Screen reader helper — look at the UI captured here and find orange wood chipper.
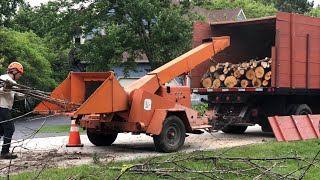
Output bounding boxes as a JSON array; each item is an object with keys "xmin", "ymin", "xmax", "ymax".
[{"xmin": 33, "ymin": 36, "xmax": 230, "ymax": 152}]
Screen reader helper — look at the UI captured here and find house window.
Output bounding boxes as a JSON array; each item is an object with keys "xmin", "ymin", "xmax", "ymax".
[{"xmin": 74, "ymin": 37, "xmax": 81, "ymax": 45}]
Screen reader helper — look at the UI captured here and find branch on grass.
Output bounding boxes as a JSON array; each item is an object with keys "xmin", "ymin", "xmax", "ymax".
[{"xmin": 110, "ymin": 153, "xmax": 320, "ymax": 179}]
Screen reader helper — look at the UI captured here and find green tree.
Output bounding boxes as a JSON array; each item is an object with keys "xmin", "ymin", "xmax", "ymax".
[
  {"xmin": 235, "ymin": 0, "xmax": 277, "ymax": 18},
  {"xmin": 105, "ymin": 0, "xmax": 200, "ymax": 70},
  {"xmin": 0, "ymin": 0, "xmax": 25, "ymax": 27},
  {"xmin": 0, "ymin": 28, "xmax": 56, "ymax": 90},
  {"xmin": 13, "ymin": 0, "xmax": 203, "ymax": 72},
  {"xmin": 306, "ymin": 6, "xmax": 320, "ymax": 17},
  {"xmin": 274, "ymin": 0, "xmax": 314, "ymax": 14},
  {"xmin": 11, "ymin": 1, "xmax": 77, "ymax": 45},
  {"xmin": 194, "ymin": 0, "xmax": 277, "ymax": 18},
  {"xmin": 79, "ymin": 0, "xmax": 203, "ymax": 71},
  {"xmin": 254, "ymin": 0, "xmax": 276, "ymax": 6}
]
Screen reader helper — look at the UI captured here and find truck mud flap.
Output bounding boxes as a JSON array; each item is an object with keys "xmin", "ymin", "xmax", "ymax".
[{"xmin": 268, "ymin": 115, "xmax": 320, "ymax": 142}]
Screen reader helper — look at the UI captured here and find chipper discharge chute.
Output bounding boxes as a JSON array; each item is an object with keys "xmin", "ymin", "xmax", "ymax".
[{"xmin": 33, "ymin": 36, "xmax": 230, "ymax": 152}]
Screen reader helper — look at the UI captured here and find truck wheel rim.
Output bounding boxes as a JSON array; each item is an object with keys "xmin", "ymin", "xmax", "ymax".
[
  {"xmin": 166, "ymin": 125, "xmax": 180, "ymax": 146},
  {"xmin": 299, "ymin": 110, "xmax": 309, "ymax": 115}
]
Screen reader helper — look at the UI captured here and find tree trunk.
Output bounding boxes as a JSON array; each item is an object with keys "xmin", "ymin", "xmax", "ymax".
[
  {"xmin": 264, "ymin": 71, "xmax": 271, "ymax": 80},
  {"xmin": 255, "ymin": 66, "xmax": 265, "ymax": 79},
  {"xmin": 262, "ymin": 80, "xmax": 269, "ymax": 87},
  {"xmin": 201, "ymin": 77, "xmax": 212, "ymax": 88},
  {"xmin": 201, "ymin": 58, "xmax": 272, "ymax": 88},
  {"xmin": 219, "ymin": 74, "xmax": 226, "ymax": 81},
  {"xmin": 245, "ymin": 69, "xmax": 256, "ymax": 80},
  {"xmin": 212, "ymin": 79, "xmax": 221, "ymax": 88},
  {"xmin": 252, "ymin": 78, "xmax": 262, "ymax": 87},
  {"xmin": 241, "ymin": 79, "xmax": 250, "ymax": 88},
  {"xmin": 224, "ymin": 76, "xmax": 237, "ymax": 88},
  {"xmin": 209, "ymin": 65, "xmax": 216, "ymax": 73}
]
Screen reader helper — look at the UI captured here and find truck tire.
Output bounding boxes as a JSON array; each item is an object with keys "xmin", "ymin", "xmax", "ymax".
[
  {"xmin": 87, "ymin": 130, "xmax": 118, "ymax": 146},
  {"xmin": 221, "ymin": 125, "xmax": 247, "ymax": 134},
  {"xmin": 261, "ymin": 119, "xmax": 273, "ymax": 132},
  {"xmin": 288, "ymin": 104, "xmax": 312, "ymax": 115},
  {"xmin": 153, "ymin": 115, "xmax": 186, "ymax": 153}
]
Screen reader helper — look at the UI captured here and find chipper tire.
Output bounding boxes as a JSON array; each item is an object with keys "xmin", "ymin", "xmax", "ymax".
[
  {"xmin": 221, "ymin": 125, "xmax": 247, "ymax": 134},
  {"xmin": 153, "ymin": 115, "xmax": 186, "ymax": 153},
  {"xmin": 87, "ymin": 130, "xmax": 118, "ymax": 146}
]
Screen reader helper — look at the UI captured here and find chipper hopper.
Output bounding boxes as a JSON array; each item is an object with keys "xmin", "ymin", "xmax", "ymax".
[{"xmin": 33, "ymin": 36, "xmax": 230, "ymax": 152}]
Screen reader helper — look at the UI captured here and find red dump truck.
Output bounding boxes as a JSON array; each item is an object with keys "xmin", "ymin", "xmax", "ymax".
[{"xmin": 191, "ymin": 12, "xmax": 320, "ymax": 133}]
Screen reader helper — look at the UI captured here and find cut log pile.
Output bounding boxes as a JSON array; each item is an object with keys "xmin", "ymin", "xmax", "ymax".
[{"xmin": 201, "ymin": 58, "xmax": 272, "ymax": 88}]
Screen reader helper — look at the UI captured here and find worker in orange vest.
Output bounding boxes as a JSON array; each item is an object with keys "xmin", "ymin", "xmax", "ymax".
[{"xmin": 0, "ymin": 62, "xmax": 25, "ymax": 159}]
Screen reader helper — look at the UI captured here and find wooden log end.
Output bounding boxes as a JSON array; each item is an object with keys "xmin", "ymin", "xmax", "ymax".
[
  {"xmin": 262, "ymin": 80, "xmax": 269, "ymax": 87},
  {"xmin": 246, "ymin": 69, "xmax": 256, "ymax": 80},
  {"xmin": 212, "ymin": 79, "xmax": 221, "ymax": 88},
  {"xmin": 241, "ymin": 79, "xmax": 249, "ymax": 88},
  {"xmin": 224, "ymin": 76, "xmax": 237, "ymax": 88},
  {"xmin": 201, "ymin": 77, "xmax": 212, "ymax": 88},
  {"xmin": 252, "ymin": 78, "xmax": 262, "ymax": 88},
  {"xmin": 255, "ymin": 66, "xmax": 265, "ymax": 79}
]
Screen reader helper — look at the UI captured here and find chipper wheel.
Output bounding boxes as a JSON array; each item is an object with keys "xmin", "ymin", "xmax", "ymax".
[
  {"xmin": 221, "ymin": 125, "xmax": 247, "ymax": 134},
  {"xmin": 87, "ymin": 130, "xmax": 118, "ymax": 146},
  {"xmin": 153, "ymin": 115, "xmax": 186, "ymax": 153}
]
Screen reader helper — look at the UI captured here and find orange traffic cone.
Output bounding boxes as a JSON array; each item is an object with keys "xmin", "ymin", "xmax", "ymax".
[{"xmin": 66, "ymin": 120, "xmax": 84, "ymax": 147}]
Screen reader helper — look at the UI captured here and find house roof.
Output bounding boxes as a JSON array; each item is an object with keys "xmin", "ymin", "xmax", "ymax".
[
  {"xmin": 192, "ymin": 7, "xmax": 245, "ymax": 22},
  {"xmin": 122, "ymin": 51, "xmax": 149, "ymax": 63},
  {"xmin": 209, "ymin": 16, "xmax": 275, "ymax": 26}
]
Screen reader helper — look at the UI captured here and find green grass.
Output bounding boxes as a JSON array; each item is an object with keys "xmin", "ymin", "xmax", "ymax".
[
  {"xmin": 37, "ymin": 125, "xmax": 85, "ymax": 133},
  {"xmin": 10, "ymin": 139, "xmax": 320, "ymax": 179}
]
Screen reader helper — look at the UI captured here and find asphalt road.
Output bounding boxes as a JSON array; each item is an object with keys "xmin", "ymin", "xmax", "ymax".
[
  {"xmin": 12, "ymin": 115, "xmax": 273, "ymax": 141},
  {"xmin": 13, "ymin": 115, "xmax": 71, "ymax": 139},
  {"xmin": 8, "ymin": 125, "xmax": 275, "ymax": 161}
]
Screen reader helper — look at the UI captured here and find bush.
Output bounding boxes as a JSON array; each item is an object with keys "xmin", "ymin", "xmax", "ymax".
[{"xmin": 192, "ymin": 102, "xmax": 208, "ymax": 115}]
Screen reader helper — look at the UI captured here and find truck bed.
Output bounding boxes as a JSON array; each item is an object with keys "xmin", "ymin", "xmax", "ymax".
[
  {"xmin": 192, "ymin": 87, "xmax": 320, "ymax": 95},
  {"xmin": 191, "ymin": 12, "xmax": 320, "ymax": 90}
]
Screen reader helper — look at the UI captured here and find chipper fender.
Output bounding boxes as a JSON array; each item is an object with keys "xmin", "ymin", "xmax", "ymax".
[
  {"xmin": 146, "ymin": 109, "xmax": 192, "ymax": 135},
  {"xmin": 128, "ymin": 89, "xmax": 207, "ymax": 134}
]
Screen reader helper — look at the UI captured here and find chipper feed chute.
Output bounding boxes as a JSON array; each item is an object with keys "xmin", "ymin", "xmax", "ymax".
[{"xmin": 33, "ymin": 72, "xmax": 128, "ymax": 115}]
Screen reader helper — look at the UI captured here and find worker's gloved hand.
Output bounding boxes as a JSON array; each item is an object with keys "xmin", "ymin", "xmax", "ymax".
[
  {"xmin": 4, "ymin": 84, "xmax": 13, "ymax": 91},
  {"xmin": 3, "ymin": 80, "xmax": 15, "ymax": 91}
]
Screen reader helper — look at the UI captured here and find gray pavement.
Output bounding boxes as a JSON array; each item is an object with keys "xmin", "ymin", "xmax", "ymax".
[
  {"xmin": 5, "ymin": 125, "xmax": 275, "ymax": 161},
  {"xmin": 13, "ymin": 115, "xmax": 72, "ymax": 139}
]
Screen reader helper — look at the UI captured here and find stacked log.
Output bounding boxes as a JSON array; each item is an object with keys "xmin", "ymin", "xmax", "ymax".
[{"xmin": 201, "ymin": 58, "xmax": 272, "ymax": 88}]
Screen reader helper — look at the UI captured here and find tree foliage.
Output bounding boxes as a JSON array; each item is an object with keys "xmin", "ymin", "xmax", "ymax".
[
  {"xmin": 274, "ymin": 0, "xmax": 314, "ymax": 14},
  {"xmin": 306, "ymin": 6, "xmax": 320, "ymax": 17},
  {"xmin": 0, "ymin": 28, "xmax": 56, "ymax": 90},
  {"xmin": 193, "ymin": 0, "xmax": 277, "ymax": 18},
  {"xmin": 11, "ymin": 0, "xmax": 202, "ymax": 72},
  {"xmin": 8, "ymin": 0, "xmax": 317, "ymax": 83},
  {"xmin": 0, "ymin": 0, "xmax": 25, "ymax": 27},
  {"xmin": 11, "ymin": 1, "xmax": 81, "ymax": 47}
]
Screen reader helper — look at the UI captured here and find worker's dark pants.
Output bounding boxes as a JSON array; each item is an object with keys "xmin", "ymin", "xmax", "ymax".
[{"xmin": 0, "ymin": 108, "xmax": 14, "ymax": 154}]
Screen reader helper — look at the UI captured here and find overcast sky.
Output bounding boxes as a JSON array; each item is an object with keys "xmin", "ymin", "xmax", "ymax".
[
  {"xmin": 26, "ymin": 0, "xmax": 50, "ymax": 7},
  {"xmin": 26, "ymin": 0, "xmax": 320, "ymax": 7},
  {"xmin": 311, "ymin": 0, "xmax": 320, "ymax": 6}
]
